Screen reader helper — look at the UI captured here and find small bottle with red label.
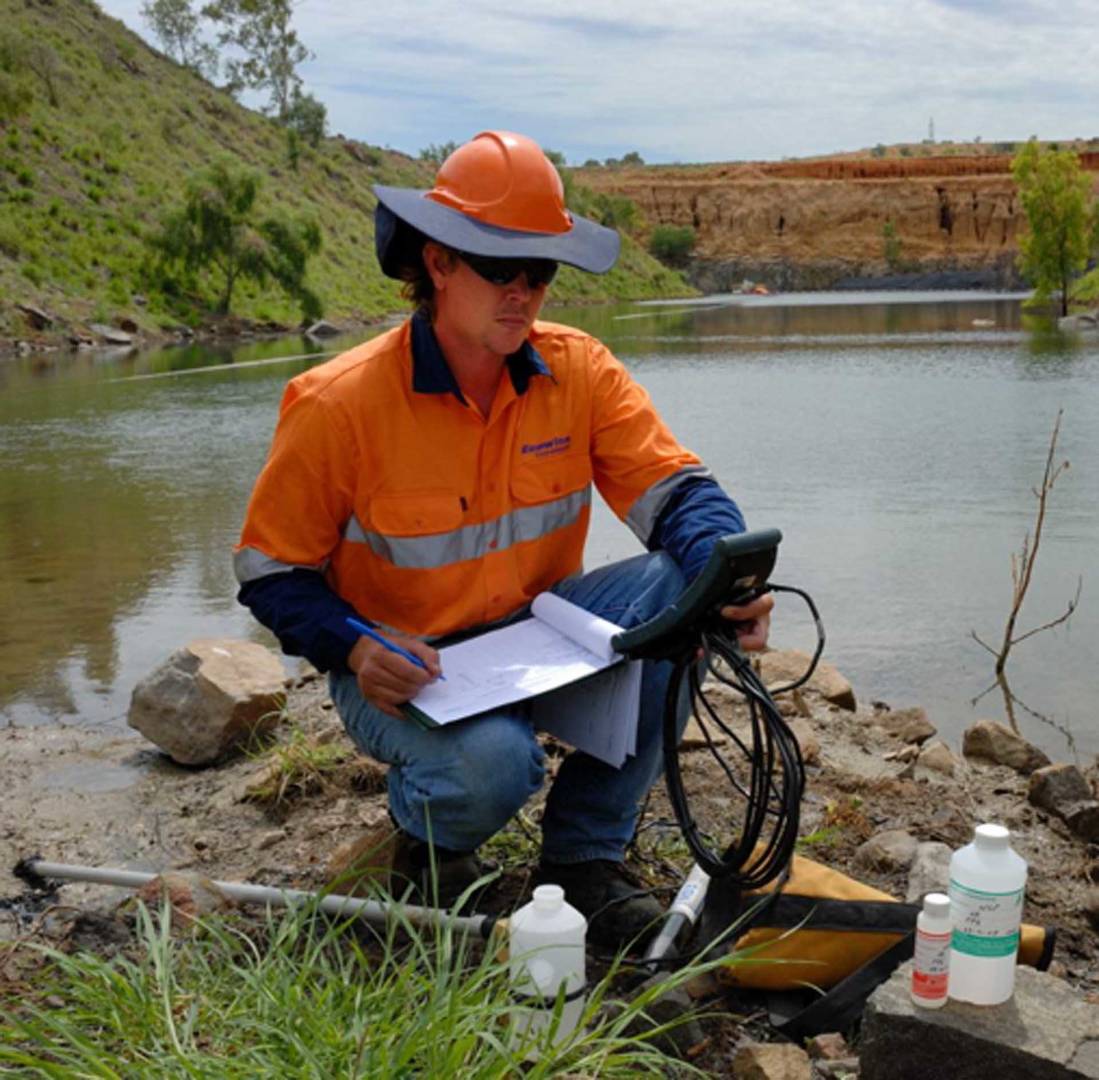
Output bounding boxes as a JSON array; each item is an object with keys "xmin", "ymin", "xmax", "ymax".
[{"xmin": 911, "ymin": 892, "xmax": 952, "ymax": 1008}]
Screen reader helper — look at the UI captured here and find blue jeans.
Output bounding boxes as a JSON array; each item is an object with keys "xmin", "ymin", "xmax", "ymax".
[{"xmin": 329, "ymin": 551, "xmax": 689, "ymax": 864}]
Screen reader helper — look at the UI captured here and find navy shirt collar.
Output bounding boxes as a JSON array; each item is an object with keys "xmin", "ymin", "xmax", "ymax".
[{"xmin": 410, "ymin": 309, "xmax": 551, "ymax": 402}]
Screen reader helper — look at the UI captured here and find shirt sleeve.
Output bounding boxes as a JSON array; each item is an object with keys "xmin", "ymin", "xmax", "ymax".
[
  {"xmin": 586, "ymin": 338, "xmax": 745, "ymax": 578},
  {"xmin": 234, "ymin": 376, "xmax": 362, "ymax": 670},
  {"xmin": 648, "ymin": 474, "xmax": 746, "ymax": 582},
  {"xmin": 238, "ymin": 569, "xmax": 362, "ymax": 673}
]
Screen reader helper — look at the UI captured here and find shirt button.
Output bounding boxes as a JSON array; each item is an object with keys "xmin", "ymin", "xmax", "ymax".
[{"xmin": 488, "ymin": 540, "xmax": 498, "ymax": 550}]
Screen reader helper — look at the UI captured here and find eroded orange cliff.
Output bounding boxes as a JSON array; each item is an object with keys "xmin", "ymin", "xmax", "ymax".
[{"xmin": 574, "ymin": 151, "xmax": 1099, "ymax": 289}]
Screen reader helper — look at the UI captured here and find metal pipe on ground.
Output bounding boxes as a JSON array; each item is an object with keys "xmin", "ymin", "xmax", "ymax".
[{"xmin": 16, "ymin": 859, "xmax": 498, "ymax": 939}]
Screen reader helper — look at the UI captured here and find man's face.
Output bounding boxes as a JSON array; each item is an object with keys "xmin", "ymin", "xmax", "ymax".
[{"xmin": 426, "ymin": 243, "xmax": 551, "ymax": 359}]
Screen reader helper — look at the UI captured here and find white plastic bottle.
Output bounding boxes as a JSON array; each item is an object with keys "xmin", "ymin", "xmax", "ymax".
[
  {"xmin": 911, "ymin": 892, "xmax": 951, "ymax": 1008},
  {"xmin": 948, "ymin": 823, "xmax": 1027, "ymax": 1005},
  {"xmin": 508, "ymin": 884, "xmax": 587, "ymax": 1046}
]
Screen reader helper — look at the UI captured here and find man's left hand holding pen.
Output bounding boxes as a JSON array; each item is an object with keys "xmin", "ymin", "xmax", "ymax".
[{"xmin": 346, "ymin": 617, "xmax": 445, "ymax": 718}]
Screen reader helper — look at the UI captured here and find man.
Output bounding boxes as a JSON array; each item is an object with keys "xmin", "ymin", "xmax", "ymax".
[{"xmin": 235, "ymin": 131, "xmax": 772, "ymax": 945}]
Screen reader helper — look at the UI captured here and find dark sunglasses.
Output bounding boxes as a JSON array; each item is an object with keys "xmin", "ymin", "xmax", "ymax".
[{"xmin": 457, "ymin": 251, "xmax": 558, "ymax": 289}]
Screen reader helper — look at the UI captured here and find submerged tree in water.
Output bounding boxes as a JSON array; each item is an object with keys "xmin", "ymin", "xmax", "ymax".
[{"xmin": 1012, "ymin": 141, "xmax": 1096, "ymax": 317}]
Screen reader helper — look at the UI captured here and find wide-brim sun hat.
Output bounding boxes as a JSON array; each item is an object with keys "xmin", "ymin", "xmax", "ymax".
[{"xmin": 374, "ymin": 130, "xmax": 621, "ymax": 277}]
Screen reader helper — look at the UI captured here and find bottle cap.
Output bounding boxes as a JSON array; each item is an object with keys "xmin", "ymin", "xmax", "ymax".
[
  {"xmin": 532, "ymin": 884, "xmax": 564, "ymax": 910},
  {"xmin": 922, "ymin": 892, "xmax": 951, "ymax": 918},
  {"xmin": 974, "ymin": 823, "xmax": 1010, "ymax": 848}
]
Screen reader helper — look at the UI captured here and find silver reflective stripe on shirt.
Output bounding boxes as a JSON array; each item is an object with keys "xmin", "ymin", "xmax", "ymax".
[
  {"xmin": 626, "ymin": 465, "xmax": 714, "ymax": 544},
  {"xmin": 234, "ymin": 547, "xmax": 325, "ymax": 585},
  {"xmin": 344, "ymin": 485, "xmax": 592, "ymax": 570}
]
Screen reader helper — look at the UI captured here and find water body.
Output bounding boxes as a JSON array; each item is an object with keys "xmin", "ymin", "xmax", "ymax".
[{"xmin": 2, "ymin": 292, "xmax": 1096, "ymax": 761}]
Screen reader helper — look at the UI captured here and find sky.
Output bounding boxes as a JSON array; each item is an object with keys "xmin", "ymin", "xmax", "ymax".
[{"xmin": 97, "ymin": 0, "xmax": 1099, "ymax": 165}]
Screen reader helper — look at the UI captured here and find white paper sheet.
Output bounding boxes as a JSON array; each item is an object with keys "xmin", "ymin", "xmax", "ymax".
[{"xmin": 405, "ymin": 593, "xmax": 639, "ymax": 768}]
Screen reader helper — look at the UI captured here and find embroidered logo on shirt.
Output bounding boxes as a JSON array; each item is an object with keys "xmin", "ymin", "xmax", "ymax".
[{"xmin": 521, "ymin": 435, "xmax": 571, "ymax": 458}]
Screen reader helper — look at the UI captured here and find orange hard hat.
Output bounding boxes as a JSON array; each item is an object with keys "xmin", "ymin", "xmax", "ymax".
[
  {"xmin": 426, "ymin": 131, "xmax": 571, "ymax": 234},
  {"xmin": 374, "ymin": 130, "xmax": 619, "ymax": 276}
]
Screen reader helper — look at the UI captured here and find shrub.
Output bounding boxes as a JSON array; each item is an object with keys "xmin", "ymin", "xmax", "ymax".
[{"xmin": 648, "ymin": 224, "xmax": 696, "ymax": 264}]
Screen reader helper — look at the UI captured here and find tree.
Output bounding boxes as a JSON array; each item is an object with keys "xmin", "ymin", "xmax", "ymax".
[
  {"xmin": 202, "ymin": 0, "xmax": 311, "ymax": 121},
  {"xmin": 418, "ymin": 141, "xmax": 458, "ymax": 166},
  {"xmin": 1012, "ymin": 140, "xmax": 1097, "ymax": 317},
  {"xmin": 285, "ymin": 87, "xmax": 325, "ymax": 146},
  {"xmin": 141, "ymin": 0, "xmax": 218, "ymax": 79},
  {"xmin": 154, "ymin": 159, "xmax": 322, "ymax": 318}
]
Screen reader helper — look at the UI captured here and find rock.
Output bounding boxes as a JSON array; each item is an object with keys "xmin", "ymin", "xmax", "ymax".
[
  {"xmin": 16, "ymin": 301, "xmax": 53, "ymax": 329},
  {"xmin": 118, "ymin": 316, "xmax": 139, "ymax": 334},
  {"xmin": 861, "ymin": 961, "xmax": 1099, "ymax": 1080},
  {"xmin": 787, "ymin": 716, "xmax": 820, "ymax": 765},
  {"xmin": 304, "ymin": 319, "xmax": 342, "ymax": 338},
  {"xmin": 132, "ymin": 871, "xmax": 234, "ymax": 930},
  {"xmin": 624, "ymin": 973, "xmax": 705, "ymax": 1060},
  {"xmin": 918, "ymin": 739, "xmax": 957, "ymax": 776},
  {"xmin": 680, "ymin": 714, "xmax": 730, "ymax": 750},
  {"xmin": 806, "ymin": 1032, "xmax": 851, "ymax": 1060},
  {"xmin": 127, "ymin": 639, "xmax": 287, "ymax": 765},
  {"xmin": 1063, "ymin": 801, "xmax": 1099, "ymax": 843},
  {"xmin": 756, "ymin": 649, "xmax": 856, "ymax": 710},
  {"xmin": 884, "ymin": 744, "xmax": 920, "ymax": 763},
  {"xmin": 815, "ymin": 1061, "xmax": 861, "ymax": 1080},
  {"xmin": 731, "ymin": 1041, "xmax": 811, "ymax": 1079},
  {"xmin": 88, "ymin": 322, "xmax": 134, "ymax": 346},
  {"xmin": 906, "ymin": 841, "xmax": 953, "ymax": 903},
  {"xmin": 1029, "ymin": 764, "xmax": 1094, "ymax": 815},
  {"xmin": 853, "ymin": 829, "xmax": 918, "ymax": 873},
  {"xmin": 962, "ymin": 720, "xmax": 1051, "ymax": 774},
  {"xmin": 1084, "ymin": 888, "xmax": 1099, "ymax": 932},
  {"xmin": 872, "ymin": 706, "xmax": 936, "ymax": 745}
]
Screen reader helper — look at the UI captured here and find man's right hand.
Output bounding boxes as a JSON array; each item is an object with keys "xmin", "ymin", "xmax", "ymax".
[{"xmin": 348, "ymin": 632, "xmax": 443, "ymax": 717}]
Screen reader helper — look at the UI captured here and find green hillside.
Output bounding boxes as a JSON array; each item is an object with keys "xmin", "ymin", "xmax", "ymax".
[{"xmin": 0, "ymin": 0, "xmax": 691, "ymax": 346}]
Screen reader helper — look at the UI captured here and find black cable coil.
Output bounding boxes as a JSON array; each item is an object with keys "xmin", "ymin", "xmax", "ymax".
[{"xmin": 661, "ymin": 583, "xmax": 825, "ymax": 889}]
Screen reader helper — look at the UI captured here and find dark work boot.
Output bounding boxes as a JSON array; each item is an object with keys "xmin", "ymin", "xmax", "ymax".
[
  {"xmin": 533, "ymin": 859, "xmax": 664, "ymax": 949},
  {"xmin": 392, "ymin": 831, "xmax": 483, "ymax": 910},
  {"xmin": 328, "ymin": 825, "xmax": 482, "ymax": 911}
]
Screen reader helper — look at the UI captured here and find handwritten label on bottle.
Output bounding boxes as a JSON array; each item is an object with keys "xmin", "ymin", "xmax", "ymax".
[{"xmin": 949, "ymin": 879, "xmax": 1024, "ymax": 958}]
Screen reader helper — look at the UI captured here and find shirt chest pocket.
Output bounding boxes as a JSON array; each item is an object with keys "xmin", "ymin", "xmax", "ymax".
[
  {"xmin": 510, "ymin": 452, "xmax": 593, "ymax": 507},
  {"xmin": 368, "ymin": 490, "xmax": 464, "ymax": 537}
]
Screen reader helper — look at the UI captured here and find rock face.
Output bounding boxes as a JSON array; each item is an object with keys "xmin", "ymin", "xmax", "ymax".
[
  {"xmin": 861, "ymin": 962, "xmax": 1099, "ymax": 1079},
  {"xmin": 962, "ymin": 719, "xmax": 1051, "ymax": 774},
  {"xmin": 128, "ymin": 639, "xmax": 287, "ymax": 765},
  {"xmin": 574, "ymin": 151, "xmax": 1082, "ymax": 288}
]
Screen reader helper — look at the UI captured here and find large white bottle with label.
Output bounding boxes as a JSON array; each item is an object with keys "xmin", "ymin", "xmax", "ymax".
[
  {"xmin": 948, "ymin": 823, "xmax": 1027, "ymax": 1005},
  {"xmin": 509, "ymin": 884, "xmax": 587, "ymax": 1046}
]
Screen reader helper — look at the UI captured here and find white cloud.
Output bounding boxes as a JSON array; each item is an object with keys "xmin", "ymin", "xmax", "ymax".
[{"xmin": 97, "ymin": 0, "xmax": 1099, "ymax": 161}]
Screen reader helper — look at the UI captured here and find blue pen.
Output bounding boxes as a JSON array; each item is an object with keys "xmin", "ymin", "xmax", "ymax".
[{"xmin": 346, "ymin": 617, "xmax": 445, "ymax": 680}]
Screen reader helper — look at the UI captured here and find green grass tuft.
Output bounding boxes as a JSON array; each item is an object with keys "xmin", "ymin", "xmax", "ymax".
[{"xmin": 0, "ymin": 898, "xmax": 730, "ymax": 1077}]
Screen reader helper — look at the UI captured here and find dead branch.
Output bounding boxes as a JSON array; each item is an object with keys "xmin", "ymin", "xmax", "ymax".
[{"xmin": 976, "ymin": 408, "xmax": 1080, "ymax": 677}]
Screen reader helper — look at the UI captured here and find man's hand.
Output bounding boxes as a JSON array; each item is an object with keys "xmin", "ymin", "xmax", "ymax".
[
  {"xmin": 348, "ymin": 631, "xmax": 442, "ymax": 717},
  {"xmin": 719, "ymin": 591, "xmax": 774, "ymax": 652}
]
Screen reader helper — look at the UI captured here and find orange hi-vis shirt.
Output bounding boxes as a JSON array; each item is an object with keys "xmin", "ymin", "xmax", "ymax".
[{"xmin": 235, "ymin": 315, "xmax": 710, "ymax": 640}]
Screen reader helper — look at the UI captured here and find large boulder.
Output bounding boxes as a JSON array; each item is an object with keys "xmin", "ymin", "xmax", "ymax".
[
  {"xmin": 962, "ymin": 720, "xmax": 1051, "ymax": 774},
  {"xmin": 128, "ymin": 639, "xmax": 286, "ymax": 765},
  {"xmin": 756, "ymin": 649, "xmax": 857, "ymax": 711}
]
